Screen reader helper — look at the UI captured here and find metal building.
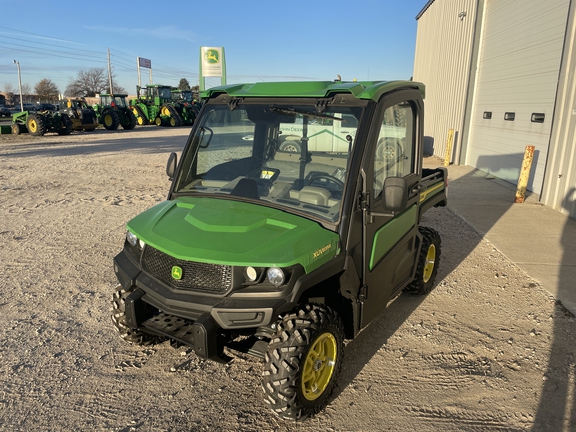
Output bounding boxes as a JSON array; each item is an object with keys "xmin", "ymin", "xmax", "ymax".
[{"xmin": 414, "ymin": 0, "xmax": 576, "ymax": 219}]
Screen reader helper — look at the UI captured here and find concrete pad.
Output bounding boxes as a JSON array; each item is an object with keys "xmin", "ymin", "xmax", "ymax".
[{"xmin": 437, "ymin": 161, "xmax": 576, "ymax": 317}]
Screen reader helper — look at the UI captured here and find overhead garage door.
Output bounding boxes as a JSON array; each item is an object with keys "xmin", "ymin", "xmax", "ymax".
[{"xmin": 466, "ymin": 0, "xmax": 570, "ymax": 195}]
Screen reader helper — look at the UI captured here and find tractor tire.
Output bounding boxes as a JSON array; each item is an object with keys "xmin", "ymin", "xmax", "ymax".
[
  {"xmin": 404, "ymin": 227, "xmax": 441, "ymax": 295},
  {"xmin": 154, "ymin": 116, "xmax": 164, "ymax": 127},
  {"xmin": 262, "ymin": 303, "xmax": 344, "ymax": 421},
  {"xmin": 11, "ymin": 123, "xmax": 20, "ymax": 135},
  {"xmin": 167, "ymin": 105, "xmax": 183, "ymax": 127},
  {"xmin": 57, "ymin": 114, "xmax": 73, "ymax": 136},
  {"xmin": 133, "ymin": 106, "xmax": 148, "ymax": 125},
  {"xmin": 102, "ymin": 109, "xmax": 120, "ymax": 130},
  {"xmin": 27, "ymin": 113, "xmax": 46, "ymax": 136},
  {"xmin": 111, "ymin": 285, "xmax": 163, "ymax": 346},
  {"xmin": 122, "ymin": 109, "xmax": 137, "ymax": 130}
]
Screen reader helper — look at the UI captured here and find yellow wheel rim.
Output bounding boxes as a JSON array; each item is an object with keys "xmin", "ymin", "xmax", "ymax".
[
  {"xmin": 155, "ymin": 117, "xmax": 162, "ymax": 126},
  {"xmin": 161, "ymin": 106, "xmax": 171, "ymax": 116},
  {"xmin": 28, "ymin": 120, "xmax": 37, "ymax": 133},
  {"xmin": 169, "ymin": 117, "xmax": 176, "ymax": 126},
  {"xmin": 104, "ymin": 114, "xmax": 112, "ymax": 127},
  {"xmin": 137, "ymin": 116, "xmax": 145, "ymax": 125},
  {"xmin": 301, "ymin": 332, "xmax": 337, "ymax": 401},
  {"xmin": 423, "ymin": 244, "xmax": 436, "ymax": 283}
]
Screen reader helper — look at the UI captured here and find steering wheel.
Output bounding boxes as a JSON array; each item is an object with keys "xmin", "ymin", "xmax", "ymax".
[{"xmin": 306, "ymin": 174, "xmax": 345, "ymax": 190}]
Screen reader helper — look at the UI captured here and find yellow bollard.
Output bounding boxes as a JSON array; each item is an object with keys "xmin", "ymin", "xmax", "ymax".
[
  {"xmin": 514, "ymin": 145, "xmax": 535, "ymax": 203},
  {"xmin": 443, "ymin": 129, "xmax": 454, "ymax": 166}
]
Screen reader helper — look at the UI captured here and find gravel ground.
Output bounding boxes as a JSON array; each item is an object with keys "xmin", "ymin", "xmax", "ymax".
[{"xmin": 0, "ymin": 127, "xmax": 574, "ymax": 431}]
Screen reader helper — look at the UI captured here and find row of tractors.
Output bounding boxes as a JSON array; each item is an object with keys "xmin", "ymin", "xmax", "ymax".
[{"xmin": 10, "ymin": 85, "xmax": 201, "ymax": 137}]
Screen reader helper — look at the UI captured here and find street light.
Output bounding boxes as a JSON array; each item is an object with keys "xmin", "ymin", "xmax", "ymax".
[{"xmin": 13, "ymin": 59, "xmax": 23, "ymax": 112}]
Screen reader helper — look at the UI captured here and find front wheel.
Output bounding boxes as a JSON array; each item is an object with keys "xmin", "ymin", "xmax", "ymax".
[
  {"xmin": 262, "ymin": 304, "xmax": 344, "ymax": 421},
  {"xmin": 111, "ymin": 285, "xmax": 163, "ymax": 346},
  {"xmin": 404, "ymin": 227, "xmax": 441, "ymax": 295}
]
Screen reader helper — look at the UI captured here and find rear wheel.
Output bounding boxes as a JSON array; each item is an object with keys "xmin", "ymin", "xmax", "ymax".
[
  {"xmin": 404, "ymin": 227, "xmax": 441, "ymax": 295},
  {"xmin": 57, "ymin": 114, "xmax": 73, "ymax": 135},
  {"xmin": 103, "ymin": 109, "xmax": 120, "ymax": 130},
  {"xmin": 262, "ymin": 304, "xmax": 344, "ymax": 420},
  {"xmin": 111, "ymin": 285, "xmax": 163, "ymax": 346},
  {"xmin": 27, "ymin": 114, "xmax": 45, "ymax": 136},
  {"xmin": 122, "ymin": 109, "xmax": 137, "ymax": 130}
]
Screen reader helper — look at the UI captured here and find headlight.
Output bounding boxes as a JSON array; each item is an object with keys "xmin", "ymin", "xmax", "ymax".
[
  {"xmin": 266, "ymin": 267, "xmax": 285, "ymax": 286},
  {"xmin": 126, "ymin": 231, "xmax": 138, "ymax": 247},
  {"xmin": 244, "ymin": 266, "xmax": 258, "ymax": 282}
]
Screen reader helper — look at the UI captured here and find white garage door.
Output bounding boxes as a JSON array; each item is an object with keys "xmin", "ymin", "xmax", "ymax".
[{"xmin": 466, "ymin": 0, "xmax": 570, "ymax": 194}]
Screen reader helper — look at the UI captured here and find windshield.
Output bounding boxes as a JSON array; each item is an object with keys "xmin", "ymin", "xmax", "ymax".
[
  {"xmin": 173, "ymin": 101, "xmax": 364, "ymax": 223},
  {"xmin": 112, "ymin": 96, "xmax": 127, "ymax": 108}
]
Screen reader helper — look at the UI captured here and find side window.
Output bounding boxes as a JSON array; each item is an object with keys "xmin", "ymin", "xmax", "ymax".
[{"xmin": 373, "ymin": 101, "xmax": 415, "ymax": 198}]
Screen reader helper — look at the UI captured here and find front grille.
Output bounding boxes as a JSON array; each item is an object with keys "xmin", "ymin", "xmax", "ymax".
[{"xmin": 142, "ymin": 246, "xmax": 232, "ymax": 294}]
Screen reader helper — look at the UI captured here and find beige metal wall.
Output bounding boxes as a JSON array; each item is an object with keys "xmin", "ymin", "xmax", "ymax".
[
  {"xmin": 542, "ymin": 0, "xmax": 576, "ymax": 218},
  {"xmin": 413, "ymin": 0, "xmax": 479, "ymax": 161},
  {"xmin": 465, "ymin": 0, "xmax": 571, "ymax": 195}
]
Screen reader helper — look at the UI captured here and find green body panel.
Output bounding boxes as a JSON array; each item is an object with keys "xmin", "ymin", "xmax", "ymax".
[
  {"xmin": 369, "ymin": 205, "xmax": 418, "ymax": 271},
  {"xmin": 201, "ymin": 80, "xmax": 425, "ymax": 102},
  {"xmin": 127, "ymin": 197, "xmax": 339, "ymax": 273}
]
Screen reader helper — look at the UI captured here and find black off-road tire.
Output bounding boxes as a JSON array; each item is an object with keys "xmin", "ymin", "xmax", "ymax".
[
  {"xmin": 262, "ymin": 303, "xmax": 345, "ymax": 421},
  {"xmin": 27, "ymin": 113, "xmax": 45, "ymax": 136},
  {"xmin": 111, "ymin": 285, "xmax": 163, "ymax": 346},
  {"xmin": 103, "ymin": 109, "xmax": 120, "ymax": 130},
  {"xmin": 122, "ymin": 109, "xmax": 137, "ymax": 130},
  {"xmin": 404, "ymin": 227, "xmax": 441, "ymax": 295},
  {"xmin": 57, "ymin": 114, "xmax": 73, "ymax": 136}
]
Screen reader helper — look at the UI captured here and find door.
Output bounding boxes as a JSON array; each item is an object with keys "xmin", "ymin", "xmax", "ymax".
[{"xmin": 360, "ymin": 91, "xmax": 422, "ymax": 327}]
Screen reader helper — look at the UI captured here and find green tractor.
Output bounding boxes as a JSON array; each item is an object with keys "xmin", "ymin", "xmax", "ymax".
[
  {"xmin": 11, "ymin": 110, "xmax": 72, "ymax": 136},
  {"xmin": 129, "ymin": 84, "xmax": 173, "ymax": 126},
  {"xmin": 93, "ymin": 94, "xmax": 137, "ymax": 130},
  {"xmin": 166, "ymin": 89, "xmax": 201, "ymax": 126}
]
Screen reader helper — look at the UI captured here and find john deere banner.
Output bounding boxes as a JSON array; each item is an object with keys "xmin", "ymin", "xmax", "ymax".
[{"xmin": 199, "ymin": 47, "xmax": 227, "ymax": 90}]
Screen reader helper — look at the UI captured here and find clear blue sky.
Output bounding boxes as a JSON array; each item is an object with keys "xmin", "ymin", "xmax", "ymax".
[{"xmin": 0, "ymin": 0, "xmax": 426, "ymax": 97}]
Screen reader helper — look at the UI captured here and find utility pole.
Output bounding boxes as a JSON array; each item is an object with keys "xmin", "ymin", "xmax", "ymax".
[
  {"xmin": 12, "ymin": 60, "xmax": 23, "ymax": 111},
  {"xmin": 107, "ymin": 49, "xmax": 113, "ymax": 94}
]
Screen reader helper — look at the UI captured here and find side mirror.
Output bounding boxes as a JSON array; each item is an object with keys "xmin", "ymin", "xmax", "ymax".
[
  {"xmin": 166, "ymin": 152, "xmax": 177, "ymax": 180},
  {"xmin": 383, "ymin": 177, "xmax": 407, "ymax": 213}
]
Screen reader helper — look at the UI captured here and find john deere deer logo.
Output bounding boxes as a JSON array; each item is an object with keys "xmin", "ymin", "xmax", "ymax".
[
  {"xmin": 206, "ymin": 50, "xmax": 219, "ymax": 64},
  {"xmin": 171, "ymin": 266, "xmax": 183, "ymax": 280}
]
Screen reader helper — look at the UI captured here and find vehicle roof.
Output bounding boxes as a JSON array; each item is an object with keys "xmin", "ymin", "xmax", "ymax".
[{"xmin": 201, "ymin": 80, "xmax": 425, "ymax": 102}]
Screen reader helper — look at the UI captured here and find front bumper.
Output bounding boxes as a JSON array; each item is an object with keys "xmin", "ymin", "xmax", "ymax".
[{"xmin": 113, "ymin": 248, "xmax": 295, "ymax": 360}]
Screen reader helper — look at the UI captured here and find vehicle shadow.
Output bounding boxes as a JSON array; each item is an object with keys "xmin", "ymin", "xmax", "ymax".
[
  {"xmin": 532, "ymin": 187, "xmax": 576, "ymax": 431},
  {"xmin": 332, "ymin": 158, "xmax": 575, "ymax": 430}
]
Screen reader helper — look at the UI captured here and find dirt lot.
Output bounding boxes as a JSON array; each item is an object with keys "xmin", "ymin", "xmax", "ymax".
[{"xmin": 0, "ymin": 127, "xmax": 574, "ymax": 431}]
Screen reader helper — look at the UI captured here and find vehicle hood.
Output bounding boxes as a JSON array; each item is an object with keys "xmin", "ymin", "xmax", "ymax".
[{"xmin": 127, "ymin": 196, "xmax": 339, "ymax": 273}]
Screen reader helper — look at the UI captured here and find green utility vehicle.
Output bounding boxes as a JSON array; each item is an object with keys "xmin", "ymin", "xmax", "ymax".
[
  {"xmin": 11, "ymin": 110, "xmax": 72, "ymax": 136},
  {"xmin": 93, "ymin": 93, "xmax": 137, "ymax": 130},
  {"xmin": 130, "ymin": 84, "xmax": 173, "ymax": 126},
  {"xmin": 112, "ymin": 80, "xmax": 448, "ymax": 420}
]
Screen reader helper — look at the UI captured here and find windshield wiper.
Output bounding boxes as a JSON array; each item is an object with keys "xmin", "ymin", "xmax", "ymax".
[{"xmin": 268, "ymin": 107, "xmax": 347, "ymax": 123}]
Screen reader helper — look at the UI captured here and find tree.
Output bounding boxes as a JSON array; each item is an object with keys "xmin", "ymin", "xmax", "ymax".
[
  {"xmin": 35, "ymin": 79, "xmax": 59, "ymax": 102},
  {"xmin": 65, "ymin": 68, "xmax": 125, "ymax": 97},
  {"xmin": 178, "ymin": 78, "xmax": 191, "ymax": 91},
  {"xmin": 3, "ymin": 84, "xmax": 14, "ymax": 105}
]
